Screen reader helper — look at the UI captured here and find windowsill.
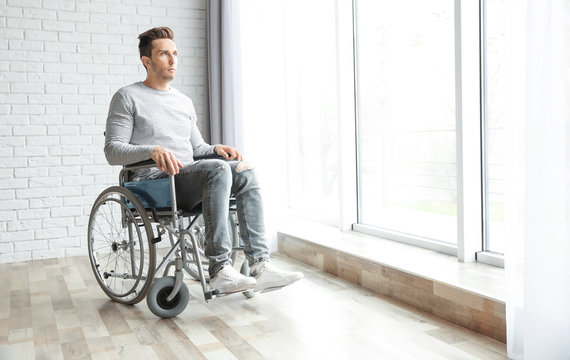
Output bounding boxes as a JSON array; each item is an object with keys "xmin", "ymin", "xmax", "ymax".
[{"xmin": 277, "ymin": 216, "xmax": 506, "ymax": 303}]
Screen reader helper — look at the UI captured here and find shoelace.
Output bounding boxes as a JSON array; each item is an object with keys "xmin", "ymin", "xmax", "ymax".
[
  {"xmin": 220, "ymin": 267, "xmax": 244, "ymax": 281},
  {"xmin": 259, "ymin": 263, "xmax": 286, "ymax": 277}
]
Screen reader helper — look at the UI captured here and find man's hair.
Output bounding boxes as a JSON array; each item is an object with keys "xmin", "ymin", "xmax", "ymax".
[{"xmin": 138, "ymin": 27, "xmax": 174, "ymax": 59}]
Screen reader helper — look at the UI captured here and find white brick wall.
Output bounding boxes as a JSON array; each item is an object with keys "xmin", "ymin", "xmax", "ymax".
[{"xmin": 0, "ymin": 0, "xmax": 209, "ymax": 263}]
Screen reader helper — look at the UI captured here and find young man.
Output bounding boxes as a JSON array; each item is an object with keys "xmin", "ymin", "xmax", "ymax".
[{"xmin": 105, "ymin": 27, "xmax": 302, "ymax": 294}]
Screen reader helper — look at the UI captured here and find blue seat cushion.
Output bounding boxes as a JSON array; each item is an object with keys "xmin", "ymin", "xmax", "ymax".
[
  {"xmin": 123, "ymin": 178, "xmax": 237, "ymax": 213},
  {"xmin": 124, "ymin": 178, "xmax": 171, "ymax": 209}
]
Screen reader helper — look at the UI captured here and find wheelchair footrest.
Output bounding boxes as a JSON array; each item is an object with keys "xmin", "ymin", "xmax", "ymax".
[{"xmin": 205, "ymin": 289, "xmax": 220, "ymax": 300}]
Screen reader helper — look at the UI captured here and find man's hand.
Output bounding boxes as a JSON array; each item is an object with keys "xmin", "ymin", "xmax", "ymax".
[
  {"xmin": 215, "ymin": 145, "xmax": 243, "ymax": 161},
  {"xmin": 151, "ymin": 145, "xmax": 183, "ymax": 175}
]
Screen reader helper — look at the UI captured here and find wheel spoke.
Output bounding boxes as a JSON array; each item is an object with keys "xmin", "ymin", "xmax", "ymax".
[
  {"xmin": 101, "ymin": 201, "xmax": 119, "ymax": 241},
  {"xmin": 103, "ymin": 200, "xmax": 127, "ymax": 245},
  {"xmin": 104, "ymin": 246, "xmax": 113, "ymax": 272},
  {"xmin": 93, "ymin": 217, "xmax": 114, "ymax": 246}
]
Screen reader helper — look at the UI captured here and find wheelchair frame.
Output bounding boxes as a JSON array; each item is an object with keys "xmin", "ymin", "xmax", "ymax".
[{"xmin": 87, "ymin": 157, "xmax": 252, "ymax": 318}]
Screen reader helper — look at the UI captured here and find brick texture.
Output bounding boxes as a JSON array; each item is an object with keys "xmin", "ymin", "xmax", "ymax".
[{"xmin": 0, "ymin": 0, "xmax": 209, "ymax": 263}]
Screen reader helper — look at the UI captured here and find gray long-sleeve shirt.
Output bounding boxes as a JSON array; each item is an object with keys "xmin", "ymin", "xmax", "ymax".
[{"xmin": 104, "ymin": 82, "xmax": 215, "ymax": 180}]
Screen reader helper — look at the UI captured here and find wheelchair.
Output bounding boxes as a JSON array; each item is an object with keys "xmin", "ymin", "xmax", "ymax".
[{"xmin": 87, "ymin": 155, "xmax": 253, "ymax": 318}]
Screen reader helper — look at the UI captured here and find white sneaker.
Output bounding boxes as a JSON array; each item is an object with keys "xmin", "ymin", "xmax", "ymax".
[
  {"xmin": 210, "ymin": 264, "xmax": 256, "ymax": 294},
  {"xmin": 250, "ymin": 261, "xmax": 304, "ymax": 292}
]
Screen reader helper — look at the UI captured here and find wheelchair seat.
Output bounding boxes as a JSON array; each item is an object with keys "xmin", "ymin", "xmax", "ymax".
[{"xmin": 123, "ymin": 177, "xmax": 237, "ymax": 215}]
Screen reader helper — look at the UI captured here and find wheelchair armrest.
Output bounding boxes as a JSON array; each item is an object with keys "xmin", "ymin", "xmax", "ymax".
[
  {"xmin": 193, "ymin": 153, "xmax": 226, "ymax": 160},
  {"xmin": 123, "ymin": 159, "xmax": 157, "ymax": 171}
]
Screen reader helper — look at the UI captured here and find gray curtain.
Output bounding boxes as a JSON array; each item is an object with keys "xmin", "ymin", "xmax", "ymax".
[{"xmin": 207, "ymin": 0, "xmax": 243, "ymax": 150}]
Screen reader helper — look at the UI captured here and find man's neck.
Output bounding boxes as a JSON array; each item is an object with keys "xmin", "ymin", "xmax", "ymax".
[{"xmin": 143, "ymin": 77, "xmax": 171, "ymax": 91}]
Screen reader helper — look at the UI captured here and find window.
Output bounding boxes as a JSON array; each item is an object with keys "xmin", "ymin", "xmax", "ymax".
[
  {"xmin": 282, "ymin": 0, "xmax": 341, "ymax": 223},
  {"xmin": 355, "ymin": 0, "xmax": 457, "ymax": 244}
]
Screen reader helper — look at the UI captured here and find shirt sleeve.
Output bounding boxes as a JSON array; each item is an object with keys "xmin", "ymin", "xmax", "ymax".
[
  {"xmin": 104, "ymin": 91, "xmax": 155, "ymax": 165},
  {"xmin": 188, "ymin": 100, "xmax": 216, "ymax": 158}
]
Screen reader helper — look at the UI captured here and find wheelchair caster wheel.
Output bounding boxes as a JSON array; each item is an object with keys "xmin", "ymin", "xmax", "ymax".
[
  {"xmin": 240, "ymin": 261, "xmax": 255, "ymax": 299},
  {"xmin": 147, "ymin": 276, "xmax": 189, "ymax": 318}
]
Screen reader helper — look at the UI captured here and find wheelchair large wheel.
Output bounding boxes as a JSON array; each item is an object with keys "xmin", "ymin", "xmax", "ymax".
[{"xmin": 88, "ymin": 186, "xmax": 156, "ymax": 305}]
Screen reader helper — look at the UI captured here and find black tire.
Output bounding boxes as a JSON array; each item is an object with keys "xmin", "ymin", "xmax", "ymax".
[
  {"xmin": 87, "ymin": 186, "xmax": 156, "ymax": 304},
  {"xmin": 146, "ymin": 276, "xmax": 189, "ymax": 318}
]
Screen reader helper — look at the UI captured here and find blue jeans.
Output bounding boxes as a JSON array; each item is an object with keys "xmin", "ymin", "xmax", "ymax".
[{"xmin": 174, "ymin": 159, "xmax": 270, "ymax": 276}]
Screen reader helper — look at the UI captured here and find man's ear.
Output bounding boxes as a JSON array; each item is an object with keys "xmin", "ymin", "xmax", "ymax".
[{"xmin": 141, "ymin": 56, "xmax": 151, "ymax": 69}]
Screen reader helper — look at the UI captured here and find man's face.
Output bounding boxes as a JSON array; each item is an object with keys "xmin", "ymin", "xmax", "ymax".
[{"xmin": 143, "ymin": 38, "xmax": 178, "ymax": 81}]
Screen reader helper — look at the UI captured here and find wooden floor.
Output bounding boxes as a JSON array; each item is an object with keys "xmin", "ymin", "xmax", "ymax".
[{"xmin": 0, "ymin": 254, "xmax": 507, "ymax": 360}]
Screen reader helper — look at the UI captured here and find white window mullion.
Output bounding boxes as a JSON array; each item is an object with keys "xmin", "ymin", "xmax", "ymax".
[
  {"xmin": 455, "ymin": 0, "xmax": 483, "ymax": 262},
  {"xmin": 337, "ymin": 0, "xmax": 358, "ymax": 230}
]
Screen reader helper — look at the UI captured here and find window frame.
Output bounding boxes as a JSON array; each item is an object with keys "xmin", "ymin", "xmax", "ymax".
[{"xmin": 477, "ymin": 0, "xmax": 505, "ymax": 267}]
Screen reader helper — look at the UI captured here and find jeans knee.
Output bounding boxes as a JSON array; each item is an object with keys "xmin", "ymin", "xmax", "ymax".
[
  {"xmin": 236, "ymin": 161, "xmax": 254, "ymax": 173},
  {"xmin": 232, "ymin": 166, "xmax": 260, "ymax": 197},
  {"xmin": 208, "ymin": 160, "xmax": 231, "ymax": 184},
  {"xmin": 235, "ymin": 165, "xmax": 258, "ymax": 184}
]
